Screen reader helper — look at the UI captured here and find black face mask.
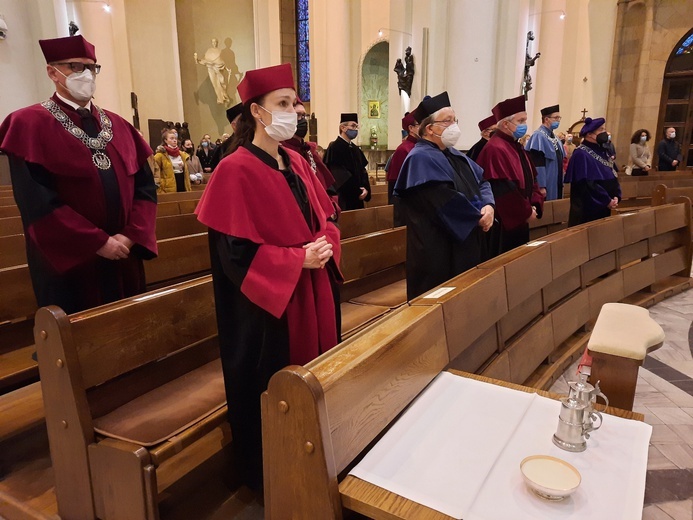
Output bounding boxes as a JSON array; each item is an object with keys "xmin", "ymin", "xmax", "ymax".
[
  {"xmin": 596, "ymin": 132, "xmax": 609, "ymax": 145},
  {"xmin": 295, "ymin": 119, "xmax": 308, "ymax": 139},
  {"xmin": 184, "ymin": 147, "xmax": 194, "ymax": 155}
]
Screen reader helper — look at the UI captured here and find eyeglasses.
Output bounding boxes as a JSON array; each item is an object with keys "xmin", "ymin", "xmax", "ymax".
[
  {"xmin": 342, "ymin": 124, "xmax": 359, "ymax": 130},
  {"xmin": 549, "ymin": 116, "xmax": 562, "ymax": 121},
  {"xmin": 432, "ymin": 119, "xmax": 458, "ymax": 127},
  {"xmin": 53, "ymin": 62, "xmax": 102, "ymax": 75}
]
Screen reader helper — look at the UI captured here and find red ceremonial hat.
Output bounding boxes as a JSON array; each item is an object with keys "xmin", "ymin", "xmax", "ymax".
[
  {"xmin": 295, "ymin": 95, "xmax": 304, "ymax": 107},
  {"xmin": 478, "ymin": 114, "xmax": 497, "ymax": 131},
  {"xmin": 237, "ymin": 63, "xmax": 295, "ymax": 104},
  {"xmin": 39, "ymin": 35, "xmax": 97, "ymax": 63},
  {"xmin": 401, "ymin": 112, "xmax": 417, "ymax": 131},
  {"xmin": 492, "ymin": 95, "xmax": 526, "ymax": 121}
]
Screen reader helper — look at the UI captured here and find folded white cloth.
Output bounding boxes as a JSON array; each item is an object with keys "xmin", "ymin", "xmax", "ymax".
[{"xmin": 349, "ymin": 372, "xmax": 652, "ymax": 520}]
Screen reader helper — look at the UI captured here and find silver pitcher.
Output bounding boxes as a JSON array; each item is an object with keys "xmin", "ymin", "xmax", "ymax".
[{"xmin": 552, "ymin": 370, "xmax": 609, "ymax": 452}]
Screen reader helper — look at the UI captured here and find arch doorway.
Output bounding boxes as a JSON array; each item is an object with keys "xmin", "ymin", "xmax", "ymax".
[
  {"xmin": 657, "ymin": 29, "xmax": 693, "ymax": 170},
  {"xmin": 360, "ymin": 41, "xmax": 389, "ymax": 150}
]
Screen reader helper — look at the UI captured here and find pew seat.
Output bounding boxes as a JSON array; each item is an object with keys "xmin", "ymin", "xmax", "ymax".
[
  {"xmin": 349, "ymin": 278, "xmax": 407, "ymax": 308},
  {"xmin": 34, "ymin": 276, "xmax": 229, "ymax": 520},
  {"xmin": 340, "ymin": 302, "xmax": 390, "ymax": 337}
]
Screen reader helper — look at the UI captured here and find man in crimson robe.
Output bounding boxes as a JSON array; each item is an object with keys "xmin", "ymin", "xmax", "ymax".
[
  {"xmin": 476, "ymin": 95, "xmax": 544, "ymax": 255},
  {"xmin": 386, "ymin": 111, "xmax": 420, "ymax": 204},
  {"xmin": 394, "ymin": 92, "xmax": 495, "ymax": 300},
  {"xmin": 0, "ymin": 35, "xmax": 157, "ymax": 315},
  {"xmin": 324, "ymin": 113, "xmax": 372, "ymax": 210},
  {"xmin": 467, "ymin": 114, "xmax": 497, "ymax": 162},
  {"xmin": 196, "ymin": 63, "xmax": 342, "ymax": 489},
  {"xmin": 281, "ymin": 97, "xmax": 338, "ymax": 202}
]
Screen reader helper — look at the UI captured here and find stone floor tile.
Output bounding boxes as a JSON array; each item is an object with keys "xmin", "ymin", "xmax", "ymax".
[
  {"xmin": 649, "ymin": 407, "xmax": 693, "ymax": 425},
  {"xmin": 669, "ymin": 424, "xmax": 693, "ymax": 443},
  {"xmin": 657, "ymin": 499, "xmax": 693, "ymax": 520},
  {"xmin": 637, "ymin": 392, "xmax": 679, "ymax": 408},
  {"xmin": 648, "ymin": 445, "xmax": 679, "ymax": 470},
  {"xmin": 657, "ymin": 444, "xmax": 693, "ymax": 470},
  {"xmin": 682, "ymin": 408, "xmax": 693, "ymax": 419},
  {"xmin": 650, "ymin": 425, "xmax": 685, "ymax": 445},
  {"xmin": 644, "ymin": 469, "xmax": 693, "ymax": 503},
  {"xmin": 642, "ymin": 504, "xmax": 675, "ymax": 519},
  {"xmin": 640, "ymin": 406, "xmax": 665, "ymax": 425},
  {"xmin": 637, "ymin": 380, "xmax": 663, "ymax": 394}
]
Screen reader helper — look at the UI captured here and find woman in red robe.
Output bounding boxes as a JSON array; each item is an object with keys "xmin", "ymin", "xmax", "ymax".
[{"xmin": 195, "ymin": 63, "xmax": 342, "ymax": 490}]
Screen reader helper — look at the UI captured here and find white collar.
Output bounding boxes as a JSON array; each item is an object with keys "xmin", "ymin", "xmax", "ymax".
[{"xmin": 56, "ymin": 92, "xmax": 92, "ymax": 112}]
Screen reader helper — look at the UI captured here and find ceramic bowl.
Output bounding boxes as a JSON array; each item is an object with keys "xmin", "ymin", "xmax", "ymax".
[{"xmin": 520, "ymin": 455, "xmax": 581, "ymax": 501}]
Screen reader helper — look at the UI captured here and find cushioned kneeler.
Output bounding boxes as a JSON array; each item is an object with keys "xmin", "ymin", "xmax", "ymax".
[{"xmin": 587, "ymin": 303, "xmax": 665, "ymax": 411}]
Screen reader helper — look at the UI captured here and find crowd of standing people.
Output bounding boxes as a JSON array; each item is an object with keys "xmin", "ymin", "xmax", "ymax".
[{"xmin": 0, "ymin": 32, "xmax": 689, "ymax": 497}]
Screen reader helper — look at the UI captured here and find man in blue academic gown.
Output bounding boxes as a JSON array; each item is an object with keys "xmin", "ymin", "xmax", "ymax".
[
  {"xmin": 525, "ymin": 104, "xmax": 564, "ymax": 200},
  {"xmin": 394, "ymin": 92, "xmax": 495, "ymax": 300}
]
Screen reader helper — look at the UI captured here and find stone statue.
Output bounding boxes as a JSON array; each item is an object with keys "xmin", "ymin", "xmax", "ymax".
[
  {"xmin": 394, "ymin": 46, "xmax": 415, "ymax": 97},
  {"xmin": 69, "ymin": 21, "xmax": 79, "ymax": 37},
  {"xmin": 522, "ymin": 31, "xmax": 541, "ymax": 99},
  {"xmin": 194, "ymin": 38, "xmax": 231, "ymax": 106}
]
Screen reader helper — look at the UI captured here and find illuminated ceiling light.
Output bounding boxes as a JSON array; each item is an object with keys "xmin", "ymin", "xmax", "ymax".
[
  {"xmin": 103, "ymin": 2, "xmax": 111, "ymax": 13},
  {"xmin": 378, "ymin": 29, "xmax": 383, "ymax": 37},
  {"xmin": 559, "ymin": 11, "xmax": 566, "ymax": 20}
]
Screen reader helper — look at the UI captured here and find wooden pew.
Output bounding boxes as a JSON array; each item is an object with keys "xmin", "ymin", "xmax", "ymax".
[
  {"xmin": 31, "ymin": 275, "xmax": 227, "ymax": 520},
  {"xmin": 339, "ymin": 205, "xmax": 394, "ymax": 239},
  {"xmin": 0, "ymin": 216, "xmax": 23, "ymax": 237},
  {"xmin": 0, "ymin": 232, "xmax": 213, "ymax": 394},
  {"xmin": 528, "ymin": 198, "xmax": 570, "ymax": 239},
  {"xmin": 261, "ymin": 304, "xmax": 644, "ymax": 518},
  {"xmin": 364, "ymin": 192, "xmax": 389, "ymax": 208},
  {"xmin": 339, "ymin": 227, "xmax": 407, "ymax": 338}
]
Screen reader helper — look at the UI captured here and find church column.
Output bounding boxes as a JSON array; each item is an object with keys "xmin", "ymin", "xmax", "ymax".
[
  {"xmin": 443, "ymin": 0, "xmax": 501, "ymax": 149},
  {"xmin": 66, "ymin": 0, "xmax": 133, "ymax": 119},
  {"xmin": 531, "ymin": 0, "xmax": 567, "ymax": 128},
  {"xmin": 310, "ymin": 0, "xmax": 351, "ymax": 147},
  {"xmin": 387, "ymin": 0, "xmax": 413, "ymax": 150},
  {"xmin": 493, "ymin": 0, "xmax": 531, "ymax": 105},
  {"xmin": 253, "ymin": 0, "xmax": 281, "ymax": 68}
]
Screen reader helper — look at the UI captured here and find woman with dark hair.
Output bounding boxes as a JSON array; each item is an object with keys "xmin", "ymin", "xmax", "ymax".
[
  {"xmin": 629, "ymin": 128, "xmax": 652, "ymax": 176},
  {"xmin": 195, "ymin": 63, "xmax": 342, "ymax": 490}
]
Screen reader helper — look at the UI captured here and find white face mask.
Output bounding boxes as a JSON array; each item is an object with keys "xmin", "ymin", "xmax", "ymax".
[
  {"xmin": 54, "ymin": 67, "xmax": 96, "ymax": 102},
  {"xmin": 258, "ymin": 105, "xmax": 297, "ymax": 142},
  {"xmin": 669, "ymin": 132, "xmax": 676, "ymax": 139},
  {"xmin": 440, "ymin": 123, "xmax": 462, "ymax": 148}
]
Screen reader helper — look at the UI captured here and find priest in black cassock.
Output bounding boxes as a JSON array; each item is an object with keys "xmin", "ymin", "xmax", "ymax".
[
  {"xmin": 467, "ymin": 114, "xmax": 497, "ymax": 162},
  {"xmin": 210, "ymin": 102, "xmax": 242, "ymax": 171},
  {"xmin": 324, "ymin": 113, "xmax": 372, "ymax": 210},
  {"xmin": 196, "ymin": 63, "xmax": 342, "ymax": 490},
  {"xmin": 393, "ymin": 92, "xmax": 495, "ymax": 300},
  {"xmin": 0, "ymin": 35, "xmax": 157, "ymax": 315}
]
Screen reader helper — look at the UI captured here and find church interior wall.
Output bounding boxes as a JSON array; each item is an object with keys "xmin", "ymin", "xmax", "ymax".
[
  {"xmin": 0, "ymin": 0, "xmax": 61, "ymax": 121},
  {"xmin": 607, "ymin": 0, "xmax": 693, "ymax": 169},
  {"xmin": 174, "ymin": 0, "xmax": 255, "ymax": 143},
  {"xmin": 123, "ymin": 0, "xmax": 184, "ymax": 143}
]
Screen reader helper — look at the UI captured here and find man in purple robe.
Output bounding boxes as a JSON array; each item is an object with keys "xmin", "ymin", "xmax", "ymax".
[
  {"xmin": 0, "ymin": 35, "xmax": 157, "ymax": 314},
  {"xmin": 565, "ymin": 117, "xmax": 621, "ymax": 226}
]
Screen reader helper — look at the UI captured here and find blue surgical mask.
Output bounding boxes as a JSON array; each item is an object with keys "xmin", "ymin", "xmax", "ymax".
[
  {"xmin": 346, "ymin": 129, "xmax": 358, "ymax": 140},
  {"xmin": 202, "ymin": 141, "xmax": 209, "ymax": 148},
  {"xmin": 550, "ymin": 121, "xmax": 559, "ymax": 130},
  {"xmin": 513, "ymin": 124, "xmax": 527, "ymax": 140}
]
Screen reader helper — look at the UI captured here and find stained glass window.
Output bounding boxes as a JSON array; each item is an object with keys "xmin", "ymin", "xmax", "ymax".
[
  {"xmin": 676, "ymin": 32, "xmax": 693, "ymax": 55},
  {"xmin": 296, "ymin": 0, "xmax": 310, "ymax": 101}
]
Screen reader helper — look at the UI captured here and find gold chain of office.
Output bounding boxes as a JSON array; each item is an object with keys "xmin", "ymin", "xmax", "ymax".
[
  {"xmin": 42, "ymin": 99, "xmax": 114, "ymax": 170},
  {"xmin": 576, "ymin": 144, "xmax": 614, "ymax": 169}
]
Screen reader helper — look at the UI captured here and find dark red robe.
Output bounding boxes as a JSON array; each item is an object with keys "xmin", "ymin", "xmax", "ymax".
[
  {"xmin": 476, "ymin": 131, "xmax": 544, "ymax": 253},
  {"xmin": 0, "ymin": 94, "xmax": 157, "ymax": 314},
  {"xmin": 386, "ymin": 134, "xmax": 417, "ymax": 204},
  {"xmin": 195, "ymin": 143, "xmax": 342, "ymax": 489}
]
